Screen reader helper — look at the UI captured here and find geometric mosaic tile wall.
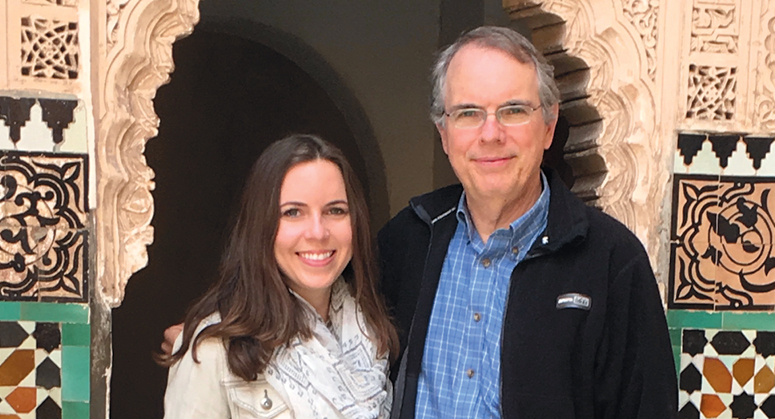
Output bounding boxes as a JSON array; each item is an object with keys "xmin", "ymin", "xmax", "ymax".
[
  {"xmin": 679, "ymin": 329, "xmax": 775, "ymax": 418},
  {"xmin": 1, "ymin": 95, "xmax": 91, "ymax": 419},
  {"xmin": 0, "ymin": 302, "xmax": 89, "ymax": 419},
  {"xmin": 670, "ymin": 132, "xmax": 775, "ymax": 418}
]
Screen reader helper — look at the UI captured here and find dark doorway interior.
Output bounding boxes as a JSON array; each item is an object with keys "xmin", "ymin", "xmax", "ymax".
[{"xmin": 110, "ymin": 29, "xmax": 372, "ymax": 419}]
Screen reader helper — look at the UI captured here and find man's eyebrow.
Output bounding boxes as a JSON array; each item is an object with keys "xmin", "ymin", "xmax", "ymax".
[
  {"xmin": 502, "ymin": 99, "xmax": 534, "ymax": 107},
  {"xmin": 448, "ymin": 99, "xmax": 534, "ymax": 111},
  {"xmin": 447, "ymin": 103, "xmax": 483, "ymax": 111}
]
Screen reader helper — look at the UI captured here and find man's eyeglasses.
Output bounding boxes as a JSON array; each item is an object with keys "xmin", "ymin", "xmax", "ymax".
[{"xmin": 443, "ymin": 104, "xmax": 542, "ymax": 129}]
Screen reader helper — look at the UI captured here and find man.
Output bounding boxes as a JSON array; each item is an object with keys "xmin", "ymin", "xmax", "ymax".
[{"xmin": 378, "ymin": 26, "xmax": 677, "ymax": 418}]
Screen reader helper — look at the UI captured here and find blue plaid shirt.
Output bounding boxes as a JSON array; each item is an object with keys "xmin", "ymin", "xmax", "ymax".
[{"xmin": 415, "ymin": 174, "xmax": 550, "ymax": 419}]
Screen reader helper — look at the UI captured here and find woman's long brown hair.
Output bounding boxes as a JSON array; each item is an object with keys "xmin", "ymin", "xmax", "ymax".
[{"xmin": 157, "ymin": 134, "xmax": 398, "ymax": 381}]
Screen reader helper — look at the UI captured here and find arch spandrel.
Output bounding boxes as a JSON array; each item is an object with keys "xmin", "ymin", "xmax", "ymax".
[{"xmin": 96, "ymin": 0, "xmax": 199, "ymax": 306}]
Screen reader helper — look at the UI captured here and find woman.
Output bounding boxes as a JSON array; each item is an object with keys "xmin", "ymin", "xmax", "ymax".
[{"xmin": 159, "ymin": 134, "xmax": 398, "ymax": 418}]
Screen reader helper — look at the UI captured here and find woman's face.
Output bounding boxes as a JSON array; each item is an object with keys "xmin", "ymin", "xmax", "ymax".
[{"xmin": 274, "ymin": 159, "xmax": 353, "ymax": 306}]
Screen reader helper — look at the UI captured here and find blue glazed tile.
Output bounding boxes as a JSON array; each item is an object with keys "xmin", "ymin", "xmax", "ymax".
[{"xmin": 21, "ymin": 302, "xmax": 88, "ymax": 323}]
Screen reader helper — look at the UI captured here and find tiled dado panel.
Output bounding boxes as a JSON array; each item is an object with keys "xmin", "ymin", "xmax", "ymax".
[
  {"xmin": 678, "ymin": 329, "xmax": 775, "ymax": 418},
  {"xmin": 668, "ymin": 312, "xmax": 775, "ymax": 419},
  {"xmin": 0, "ymin": 151, "xmax": 88, "ymax": 302},
  {"xmin": 670, "ymin": 133, "xmax": 775, "ymax": 310},
  {"xmin": 0, "ymin": 96, "xmax": 87, "ymax": 153},
  {"xmin": 0, "ymin": 301, "xmax": 89, "ymax": 419}
]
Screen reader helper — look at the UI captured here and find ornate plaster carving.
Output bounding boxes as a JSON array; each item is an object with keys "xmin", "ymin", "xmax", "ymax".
[
  {"xmin": 691, "ymin": 0, "xmax": 739, "ymax": 54},
  {"xmin": 503, "ymin": 0, "xmax": 666, "ymax": 273},
  {"xmin": 622, "ymin": 0, "xmax": 659, "ymax": 81},
  {"xmin": 96, "ymin": 0, "xmax": 199, "ymax": 306},
  {"xmin": 755, "ymin": 1, "xmax": 775, "ymax": 131}
]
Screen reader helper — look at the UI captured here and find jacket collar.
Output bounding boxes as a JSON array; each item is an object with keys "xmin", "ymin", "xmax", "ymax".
[{"xmin": 408, "ymin": 167, "xmax": 589, "ymax": 252}]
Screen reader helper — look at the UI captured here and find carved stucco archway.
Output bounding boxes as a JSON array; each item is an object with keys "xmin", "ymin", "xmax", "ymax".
[
  {"xmin": 505, "ymin": 0, "xmax": 669, "ymax": 286},
  {"xmin": 96, "ymin": 0, "xmax": 200, "ymax": 306}
]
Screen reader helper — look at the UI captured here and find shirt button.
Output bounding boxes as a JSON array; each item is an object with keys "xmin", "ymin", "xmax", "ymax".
[
  {"xmin": 481, "ymin": 258, "xmax": 491, "ymax": 268},
  {"xmin": 511, "ymin": 246, "xmax": 519, "ymax": 254},
  {"xmin": 473, "ymin": 312, "xmax": 481, "ymax": 322},
  {"xmin": 466, "ymin": 369, "xmax": 475, "ymax": 378},
  {"xmin": 542, "ymin": 236, "xmax": 549, "ymax": 245}
]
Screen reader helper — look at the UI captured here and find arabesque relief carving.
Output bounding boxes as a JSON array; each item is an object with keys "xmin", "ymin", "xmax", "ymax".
[
  {"xmin": 691, "ymin": 0, "xmax": 739, "ymax": 54},
  {"xmin": 755, "ymin": 2, "xmax": 775, "ymax": 131},
  {"xmin": 503, "ymin": 0, "xmax": 666, "ymax": 276},
  {"xmin": 622, "ymin": 0, "xmax": 659, "ymax": 81},
  {"xmin": 96, "ymin": 0, "xmax": 199, "ymax": 305}
]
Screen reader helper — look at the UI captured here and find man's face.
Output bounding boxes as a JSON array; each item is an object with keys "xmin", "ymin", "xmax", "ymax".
[{"xmin": 437, "ymin": 45, "xmax": 558, "ymax": 208}]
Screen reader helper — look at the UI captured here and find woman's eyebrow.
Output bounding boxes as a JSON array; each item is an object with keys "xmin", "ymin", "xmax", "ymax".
[{"xmin": 279, "ymin": 201, "xmax": 307, "ymax": 207}]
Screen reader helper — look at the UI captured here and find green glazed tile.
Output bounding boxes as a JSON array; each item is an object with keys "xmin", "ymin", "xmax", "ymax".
[
  {"xmin": 21, "ymin": 302, "xmax": 88, "ymax": 323},
  {"xmin": 668, "ymin": 328, "xmax": 682, "ymax": 346},
  {"xmin": 62, "ymin": 346, "xmax": 90, "ymax": 402},
  {"xmin": 666, "ymin": 310, "xmax": 722, "ymax": 329},
  {"xmin": 62, "ymin": 323, "xmax": 90, "ymax": 346},
  {"xmin": 673, "ymin": 347, "xmax": 681, "ymax": 377},
  {"xmin": 722, "ymin": 312, "xmax": 775, "ymax": 331},
  {"xmin": 62, "ymin": 401, "xmax": 89, "ymax": 419},
  {"xmin": 0, "ymin": 302, "xmax": 21, "ymax": 320}
]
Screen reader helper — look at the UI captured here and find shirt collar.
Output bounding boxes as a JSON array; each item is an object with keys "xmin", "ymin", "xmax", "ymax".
[{"xmin": 455, "ymin": 171, "xmax": 551, "ymax": 246}]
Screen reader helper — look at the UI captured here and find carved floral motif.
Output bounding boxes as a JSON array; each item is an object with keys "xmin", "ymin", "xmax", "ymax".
[
  {"xmin": 622, "ymin": 0, "xmax": 659, "ymax": 81},
  {"xmin": 756, "ymin": 6, "xmax": 775, "ymax": 130},
  {"xmin": 106, "ymin": 0, "xmax": 132, "ymax": 51}
]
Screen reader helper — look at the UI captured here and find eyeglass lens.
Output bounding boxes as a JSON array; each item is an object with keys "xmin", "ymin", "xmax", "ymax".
[{"xmin": 450, "ymin": 105, "xmax": 535, "ymax": 128}]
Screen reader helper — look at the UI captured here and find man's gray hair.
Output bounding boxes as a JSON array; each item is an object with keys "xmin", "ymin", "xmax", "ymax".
[{"xmin": 430, "ymin": 26, "xmax": 560, "ymax": 126}]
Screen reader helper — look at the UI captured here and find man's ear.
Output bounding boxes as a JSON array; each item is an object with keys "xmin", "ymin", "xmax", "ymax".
[
  {"xmin": 436, "ymin": 122, "xmax": 450, "ymax": 155},
  {"xmin": 543, "ymin": 103, "xmax": 560, "ymax": 150}
]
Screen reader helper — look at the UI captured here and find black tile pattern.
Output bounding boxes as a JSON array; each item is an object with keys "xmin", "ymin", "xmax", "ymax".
[
  {"xmin": 683, "ymin": 329, "xmax": 709, "ymax": 356},
  {"xmin": 669, "ymin": 174, "xmax": 775, "ymax": 310},
  {"xmin": 0, "ymin": 95, "xmax": 79, "ymax": 147},
  {"xmin": 678, "ymin": 133, "xmax": 707, "ymax": 166},
  {"xmin": 38, "ymin": 99, "xmax": 78, "ymax": 144},
  {"xmin": 680, "ymin": 363, "xmax": 702, "ymax": 393},
  {"xmin": 33, "ymin": 322, "xmax": 61, "ymax": 352},
  {"xmin": 763, "ymin": 396, "xmax": 775, "ymax": 417},
  {"xmin": 710, "ymin": 331, "xmax": 750, "ymax": 354},
  {"xmin": 36, "ymin": 396, "xmax": 62, "ymax": 419},
  {"xmin": 730, "ymin": 392, "xmax": 756, "ymax": 418},
  {"xmin": 709, "ymin": 134, "xmax": 740, "ymax": 168},
  {"xmin": 755, "ymin": 332, "xmax": 775, "ymax": 357},
  {"xmin": 0, "ymin": 97, "xmax": 36, "ymax": 143},
  {"xmin": 0, "ymin": 151, "xmax": 89, "ymax": 302},
  {"xmin": 36, "ymin": 357, "xmax": 61, "ymax": 390},
  {"xmin": 674, "ymin": 132, "xmax": 775, "ymax": 172},
  {"xmin": 744, "ymin": 137, "xmax": 775, "ymax": 170},
  {"xmin": 678, "ymin": 402, "xmax": 700, "ymax": 419},
  {"xmin": 0, "ymin": 322, "xmax": 30, "ymax": 347}
]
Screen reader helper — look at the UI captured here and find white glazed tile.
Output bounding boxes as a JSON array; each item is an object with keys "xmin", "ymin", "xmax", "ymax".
[
  {"xmin": 758, "ymin": 152, "xmax": 775, "ymax": 176},
  {"xmin": 689, "ymin": 140, "xmax": 723, "ymax": 175},
  {"xmin": 16, "ymin": 102, "xmax": 52, "ymax": 152},
  {"xmin": 60, "ymin": 101, "xmax": 87, "ymax": 153},
  {"xmin": 723, "ymin": 140, "xmax": 756, "ymax": 176}
]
